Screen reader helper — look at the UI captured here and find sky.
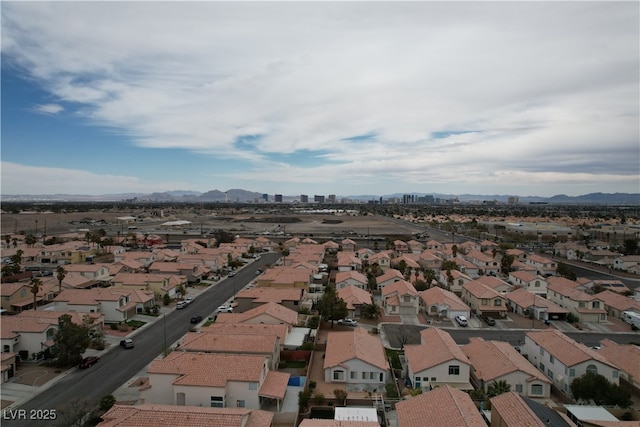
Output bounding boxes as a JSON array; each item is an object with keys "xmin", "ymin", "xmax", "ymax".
[{"xmin": 2, "ymin": 1, "xmax": 639, "ymax": 198}]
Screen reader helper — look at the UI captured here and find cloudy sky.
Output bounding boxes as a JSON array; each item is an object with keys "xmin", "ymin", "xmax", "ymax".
[{"xmin": 2, "ymin": 1, "xmax": 638, "ymax": 198}]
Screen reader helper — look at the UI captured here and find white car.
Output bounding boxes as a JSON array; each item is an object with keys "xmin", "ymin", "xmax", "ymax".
[
  {"xmin": 217, "ymin": 305, "xmax": 233, "ymax": 313},
  {"xmin": 455, "ymin": 315, "xmax": 468, "ymax": 327},
  {"xmin": 185, "ymin": 296, "xmax": 194, "ymax": 304},
  {"xmin": 337, "ymin": 318, "xmax": 358, "ymax": 326}
]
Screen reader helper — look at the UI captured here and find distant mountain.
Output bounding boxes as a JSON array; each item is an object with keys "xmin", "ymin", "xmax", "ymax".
[{"xmin": 546, "ymin": 193, "xmax": 640, "ymax": 205}]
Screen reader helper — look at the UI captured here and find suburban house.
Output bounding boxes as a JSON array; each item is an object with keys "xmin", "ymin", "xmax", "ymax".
[
  {"xmin": 323, "ymin": 328, "xmax": 389, "ymax": 391},
  {"xmin": 596, "ymin": 339, "xmax": 640, "ymax": 393},
  {"xmin": 0, "ymin": 281, "xmax": 57, "ymax": 312},
  {"xmin": 381, "ymin": 280, "xmax": 420, "ymax": 315},
  {"xmin": 234, "ymin": 287, "xmax": 303, "ymax": 313},
  {"xmin": 59, "ymin": 263, "xmax": 112, "ymax": 282},
  {"xmin": 461, "ymin": 281, "xmax": 508, "ymax": 318},
  {"xmin": 490, "ymin": 392, "xmax": 573, "ymax": 427},
  {"xmin": 393, "ymin": 240, "xmax": 409, "ymax": 254},
  {"xmin": 523, "ymin": 330, "xmax": 620, "ymax": 398},
  {"xmin": 111, "ymin": 272, "xmax": 183, "ymax": 298},
  {"xmin": 395, "ymin": 385, "xmax": 486, "ymax": 427},
  {"xmin": 255, "ymin": 267, "xmax": 312, "ymax": 289},
  {"xmin": 508, "ymin": 270, "xmax": 548, "ymax": 296},
  {"xmin": 524, "ymin": 254, "xmax": 557, "ymax": 277},
  {"xmin": 375, "ymin": 269, "xmax": 405, "ymax": 291},
  {"xmin": 215, "ymin": 302, "xmax": 300, "ymax": 327},
  {"xmin": 425, "ymin": 240, "xmax": 446, "ymax": 251},
  {"xmin": 462, "ymin": 338, "xmax": 551, "ymax": 398},
  {"xmin": 404, "ymin": 328, "xmax": 472, "ymax": 391},
  {"xmin": 179, "ymin": 331, "xmax": 281, "ymax": 370},
  {"xmin": 142, "ymin": 352, "xmax": 290, "ymax": 411},
  {"xmin": 473, "ymin": 275, "xmax": 513, "ymax": 293},
  {"xmin": 578, "ymin": 279, "xmax": 631, "ymax": 295},
  {"xmin": 613, "ymin": 255, "xmax": 640, "ymax": 273},
  {"xmin": 418, "ymin": 286, "xmax": 470, "ymax": 321},
  {"xmin": 340, "ymin": 238, "xmax": 357, "ymax": 252},
  {"xmin": 52, "ymin": 288, "xmax": 154, "ymax": 322},
  {"xmin": 407, "ymin": 240, "xmax": 423, "ymax": 254},
  {"xmin": 98, "ymin": 404, "xmax": 274, "ymax": 427},
  {"xmin": 506, "ymin": 288, "xmax": 569, "ymax": 321},
  {"xmin": 591, "ymin": 290, "xmax": 640, "ymax": 320},
  {"xmin": 201, "ymin": 323, "xmax": 290, "ymax": 351},
  {"xmin": 546, "ymin": 282, "xmax": 607, "ymax": 323},
  {"xmin": 437, "ymin": 269, "xmax": 473, "ymax": 295},
  {"xmin": 449, "ymin": 257, "xmax": 480, "ymax": 279},
  {"xmin": 334, "ymin": 270, "xmax": 368, "ymax": 290},
  {"xmin": 463, "ymin": 250, "xmax": 499, "ymax": 276},
  {"xmin": 36, "ymin": 241, "xmax": 95, "ymax": 265},
  {"xmin": 148, "ymin": 261, "xmax": 210, "ymax": 283},
  {"xmin": 417, "ymin": 251, "xmax": 443, "ymax": 271},
  {"xmin": 336, "ymin": 285, "xmax": 373, "ymax": 319},
  {"xmin": 1, "ymin": 352, "xmax": 18, "ymax": 384},
  {"xmin": 368, "ymin": 251, "xmax": 391, "ymax": 271},
  {"xmin": 335, "ymin": 252, "xmax": 362, "ymax": 272},
  {"xmin": 1, "ymin": 310, "xmax": 103, "ymax": 360}
]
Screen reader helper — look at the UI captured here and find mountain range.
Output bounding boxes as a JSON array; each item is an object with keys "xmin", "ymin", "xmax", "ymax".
[{"xmin": 1, "ymin": 190, "xmax": 639, "ymax": 205}]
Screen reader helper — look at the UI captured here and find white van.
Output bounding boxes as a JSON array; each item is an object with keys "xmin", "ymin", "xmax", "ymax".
[
  {"xmin": 176, "ymin": 301, "xmax": 188, "ymax": 309},
  {"xmin": 622, "ymin": 311, "xmax": 640, "ymax": 328}
]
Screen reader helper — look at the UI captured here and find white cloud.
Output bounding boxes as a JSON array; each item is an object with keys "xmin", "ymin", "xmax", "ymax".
[
  {"xmin": 1, "ymin": 2, "xmax": 638, "ymax": 196},
  {"xmin": 33, "ymin": 103, "xmax": 64, "ymax": 114}
]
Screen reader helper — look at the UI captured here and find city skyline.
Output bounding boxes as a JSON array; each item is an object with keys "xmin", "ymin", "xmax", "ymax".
[{"xmin": 2, "ymin": 2, "xmax": 639, "ymax": 197}]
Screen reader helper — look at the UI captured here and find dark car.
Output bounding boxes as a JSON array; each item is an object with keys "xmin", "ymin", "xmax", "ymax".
[
  {"xmin": 190, "ymin": 315, "xmax": 203, "ymax": 324},
  {"xmin": 79, "ymin": 356, "xmax": 100, "ymax": 369},
  {"xmin": 483, "ymin": 316, "xmax": 496, "ymax": 326},
  {"xmin": 120, "ymin": 338, "xmax": 134, "ymax": 349}
]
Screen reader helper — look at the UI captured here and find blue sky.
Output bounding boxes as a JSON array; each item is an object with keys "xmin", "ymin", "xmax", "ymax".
[{"xmin": 2, "ymin": 2, "xmax": 639, "ymax": 197}]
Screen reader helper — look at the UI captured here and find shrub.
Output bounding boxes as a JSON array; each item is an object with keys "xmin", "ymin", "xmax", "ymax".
[
  {"xmin": 309, "ymin": 381, "xmax": 317, "ymax": 390},
  {"xmin": 163, "ymin": 293, "xmax": 170, "ymax": 306},
  {"xmin": 99, "ymin": 395, "xmax": 116, "ymax": 411},
  {"xmin": 298, "ymin": 390, "xmax": 312, "ymax": 408},
  {"xmin": 314, "ymin": 393, "xmax": 325, "ymax": 405}
]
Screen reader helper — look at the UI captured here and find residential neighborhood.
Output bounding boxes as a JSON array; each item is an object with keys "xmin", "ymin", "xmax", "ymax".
[{"xmin": 1, "ymin": 205, "xmax": 639, "ymax": 427}]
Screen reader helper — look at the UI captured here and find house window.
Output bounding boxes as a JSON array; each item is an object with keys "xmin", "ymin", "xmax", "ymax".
[
  {"xmin": 210, "ymin": 396, "xmax": 224, "ymax": 408},
  {"xmin": 415, "ymin": 377, "xmax": 421, "ymax": 388},
  {"xmin": 404, "ymin": 296, "xmax": 411, "ymax": 303},
  {"xmin": 579, "ymin": 302, "xmax": 586, "ymax": 308},
  {"xmin": 448, "ymin": 365, "xmax": 460, "ymax": 375},
  {"xmin": 540, "ymin": 348, "xmax": 545, "ymax": 356},
  {"xmin": 249, "ymin": 382, "xmax": 258, "ymax": 390},
  {"xmin": 593, "ymin": 301, "xmax": 599, "ymax": 308},
  {"xmin": 362, "ymin": 372, "xmax": 367, "ymax": 380},
  {"xmin": 431, "ymin": 377, "xmax": 436, "ymax": 381},
  {"xmin": 494, "ymin": 299, "xmax": 502, "ymax": 306},
  {"xmin": 333, "ymin": 370, "xmax": 345, "ymax": 381},
  {"xmin": 351, "ymin": 371, "xmax": 357, "ymax": 379},
  {"xmin": 531, "ymin": 384, "xmax": 543, "ymax": 395},
  {"xmin": 540, "ymin": 363, "xmax": 545, "ymax": 373},
  {"xmin": 481, "ymin": 299, "xmax": 489, "ymax": 306},
  {"xmin": 236, "ymin": 400, "xmax": 245, "ymax": 408},
  {"xmin": 515, "ymin": 384, "xmax": 523, "ymax": 393},
  {"xmin": 613, "ymin": 371, "xmax": 619, "ymax": 379},
  {"xmin": 586, "ymin": 365, "xmax": 598, "ymax": 375},
  {"xmin": 549, "ymin": 355, "xmax": 554, "ymax": 364},
  {"xmin": 569, "ymin": 368, "xmax": 575, "ymax": 377},
  {"xmin": 535, "ymin": 281, "xmax": 540, "ymax": 287},
  {"xmin": 369, "ymin": 372, "xmax": 376, "ymax": 380},
  {"xmin": 547, "ymin": 369, "xmax": 553, "ymax": 379}
]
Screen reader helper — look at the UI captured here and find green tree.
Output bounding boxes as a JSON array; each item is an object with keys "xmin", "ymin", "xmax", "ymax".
[
  {"xmin": 318, "ymin": 286, "xmax": 348, "ymax": 327},
  {"xmin": 51, "ymin": 314, "xmax": 91, "ymax": 367},
  {"xmin": 623, "ymin": 239, "xmax": 639, "ymax": 255},
  {"xmin": 25, "ymin": 234, "xmax": 37, "ymax": 247},
  {"xmin": 30, "ymin": 277, "xmax": 42, "ymax": 311},
  {"xmin": 56, "ymin": 265, "xmax": 67, "ymax": 294},
  {"xmin": 99, "ymin": 395, "xmax": 117, "ymax": 411},
  {"xmin": 571, "ymin": 372, "xmax": 632, "ymax": 407},
  {"xmin": 212, "ymin": 229, "xmax": 235, "ymax": 247},
  {"xmin": 487, "ymin": 380, "xmax": 511, "ymax": 397},
  {"xmin": 441, "ymin": 260, "xmax": 458, "ymax": 271},
  {"xmin": 163, "ymin": 293, "xmax": 171, "ymax": 306},
  {"xmin": 361, "ymin": 301, "xmax": 382, "ymax": 320},
  {"xmin": 500, "ymin": 253, "xmax": 515, "ymax": 274}
]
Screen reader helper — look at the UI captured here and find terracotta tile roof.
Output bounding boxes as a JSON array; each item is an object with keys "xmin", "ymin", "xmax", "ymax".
[
  {"xmin": 324, "ymin": 328, "xmax": 389, "ymax": 371},
  {"xmin": 376, "ymin": 269, "xmax": 404, "ymax": 285},
  {"xmin": 201, "ymin": 323, "xmax": 289, "ymax": 342},
  {"xmin": 98, "ymin": 404, "xmax": 273, "ymax": 427},
  {"xmin": 462, "ymin": 339, "xmax": 550, "ymax": 385},
  {"xmin": 236, "ymin": 286, "xmax": 303, "ymax": 303},
  {"xmin": 474, "ymin": 275, "xmax": 512, "ymax": 290},
  {"xmin": 419, "ymin": 287, "xmax": 470, "ymax": 312},
  {"xmin": 490, "ymin": 392, "xmax": 546, "ymax": 427},
  {"xmin": 335, "ymin": 270, "xmax": 368, "ymax": 285},
  {"xmin": 237, "ymin": 302, "xmax": 299, "ymax": 325},
  {"xmin": 381, "ymin": 280, "xmax": 418, "ymax": 297},
  {"xmin": 506, "ymin": 288, "xmax": 569, "ymax": 313},
  {"xmin": 548, "ymin": 282, "xmax": 597, "ymax": 302},
  {"xmin": 509, "ymin": 270, "xmax": 540, "ymax": 281},
  {"xmin": 180, "ymin": 332, "xmax": 278, "ymax": 354},
  {"xmin": 597, "ymin": 339, "xmax": 640, "ymax": 385},
  {"xmin": 258, "ymin": 370, "xmax": 290, "ymax": 399},
  {"xmin": 463, "ymin": 281, "xmax": 506, "ymax": 300},
  {"xmin": 404, "ymin": 328, "xmax": 469, "ymax": 372},
  {"xmin": 299, "ymin": 421, "xmax": 380, "ymax": 427},
  {"xmin": 147, "ymin": 352, "xmax": 266, "ymax": 387},
  {"xmin": 337, "ymin": 285, "xmax": 372, "ymax": 309},
  {"xmin": 258, "ymin": 267, "xmax": 312, "ymax": 285},
  {"xmin": 1, "ymin": 311, "xmax": 102, "ymax": 338},
  {"xmin": 594, "ymin": 290, "xmax": 640, "ymax": 312},
  {"xmin": 526, "ymin": 330, "xmax": 617, "ymax": 368},
  {"xmin": 546, "ymin": 276, "xmax": 582, "ymax": 289},
  {"xmin": 395, "ymin": 385, "xmax": 486, "ymax": 427}
]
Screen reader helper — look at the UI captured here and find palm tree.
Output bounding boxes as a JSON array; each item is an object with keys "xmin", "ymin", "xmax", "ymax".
[
  {"xmin": 487, "ymin": 380, "xmax": 511, "ymax": 397},
  {"xmin": 56, "ymin": 265, "xmax": 67, "ymax": 294},
  {"xmin": 30, "ymin": 277, "xmax": 43, "ymax": 311}
]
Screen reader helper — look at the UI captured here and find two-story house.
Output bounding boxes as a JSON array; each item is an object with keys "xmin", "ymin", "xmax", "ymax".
[
  {"xmin": 404, "ymin": 328, "xmax": 472, "ymax": 391},
  {"xmin": 375, "ymin": 269, "xmax": 404, "ymax": 291},
  {"xmin": 546, "ymin": 282, "xmax": 607, "ymax": 323},
  {"xmin": 508, "ymin": 271, "xmax": 548, "ymax": 296},
  {"xmin": 381, "ymin": 280, "xmax": 419, "ymax": 315},
  {"xmin": 334, "ymin": 270, "xmax": 368, "ymax": 290},
  {"xmin": 524, "ymin": 254, "xmax": 557, "ymax": 277},
  {"xmin": 234, "ymin": 287, "xmax": 303, "ymax": 313},
  {"xmin": 461, "ymin": 281, "xmax": 508, "ymax": 318},
  {"xmin": 336, "ymin": 285, "xmax": 372, "ymax": 319},
  {"xmin": 418, "ymin": 286, "xmax": 470, "ymax": 321},
  {"xmin": 323, "ymin": 328, "xmax": 389, "ymax": 392},
  {"xmin": 396, "ymin": 386, "xmax": 486, "ymax": 427},
  {"xmin": 462, "ymin": 338, "xmax": 551, "ymax": 398},
  {"xmin": 523, "ymin": 330, "xmax": 620, "ymax": 398},
  {"xmin": 506, "ymin": 288, "xmax": 569, "ymax": 321}
]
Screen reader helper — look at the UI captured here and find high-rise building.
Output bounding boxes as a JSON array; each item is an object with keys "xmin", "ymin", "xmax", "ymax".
[
  {"xmin": 262, "ymin": 193, "xmax": 269, "ymax": 202},
  {"xmin": 327, "ymin": 194, "xmax": 336, "ymax": 203},
  {"xmin": 314, "ymin": 195, "xmax": 325, "ymax": 204},
  {"xmin": 508, "ymin": 196, "xmax": 519, "ymax": 205},
  {"xmin": 300, "ymin": 194, "xmax": 309, "ymax": 203},
  {"xmin": 274, "ymin": 194, "xmax": 283, "ymax": 203}
]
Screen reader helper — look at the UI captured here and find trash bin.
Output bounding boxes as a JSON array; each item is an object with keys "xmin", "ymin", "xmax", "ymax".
[{"xmin": 544, "ymin": 319, "xmax": 550, "ymax": 326}]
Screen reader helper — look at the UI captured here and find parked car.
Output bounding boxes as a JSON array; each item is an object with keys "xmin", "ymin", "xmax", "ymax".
[
  {"xmin": 185, "ymin": 296, "xmax": 194, "ymax": 304},
  {"xmin": 455, "ymin": 315, "xmax": 468, "ymax": 327},
  {"xmin": 176, "ymin": 301, "xmax": 188, "ymax": 309},
  {"xmin": 190, "ymin": 315, "xmax": 203, "ymax": 324},
  {"xmin": 337, "ymin": 318, "xmax": 358, "ymax": 326},
  {"xmin": 228, "ymin": 271, "xmax": 236, "ymax": 277},
  {"xmin": 120, "ymin": 338, "xmax": 134, "ymax": 349},
  {"xmin": 79, "ymin": 356, "xmax": 100, "ymax": 369},
  {"xmin": 483, "ymin": 316, "xmax": 496, "ymax": 326},
  {"xmin": 217, "ymin": 305, "xmax": 233, "ymax": 313},
  {"xmin": 255, "ymin": 269, "xmax": 262, "ymax": 275}
]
